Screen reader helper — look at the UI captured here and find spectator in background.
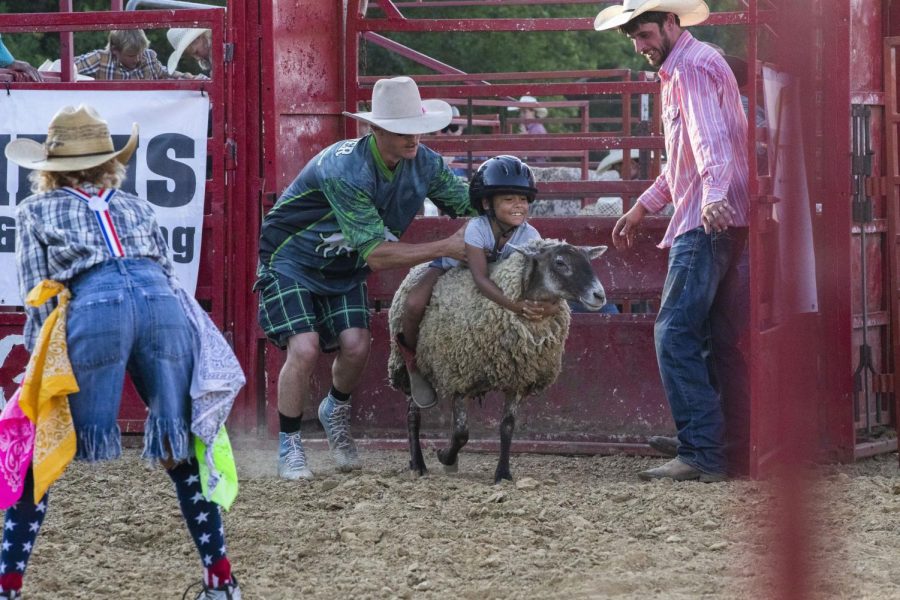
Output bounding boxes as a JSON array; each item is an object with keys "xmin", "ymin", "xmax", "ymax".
[
  {"xmin": 0, "ymin": 34, "xmax": 42, "ymax": 82},
  {"xmin": 167, "ymin": 28, "xmax": 212, "ymax": 76},
  {"xmin": 509, "ymin": 95, "xmax": 548, "ymax": 135},
  {"xmin": 510, "ymin": 96, "xmax": 548, "ymax": 165},
  {"xmin": 75, "ymin": 29, "xmax": 205, "ymax": 80}
]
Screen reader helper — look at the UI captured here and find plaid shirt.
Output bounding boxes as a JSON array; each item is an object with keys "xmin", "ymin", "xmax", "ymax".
[
  {"xmin": 74, "ymin": 48, "xmax": 200, "ymax": 80},
  {"xmin": 16, "ymin": 184, "xmax": 175, "ymax": 351}
]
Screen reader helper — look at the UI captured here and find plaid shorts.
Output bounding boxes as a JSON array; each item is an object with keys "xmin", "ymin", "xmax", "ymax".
[{"xmin": 256, "ymin": 267, "xmax": 370, "ymax": 352}]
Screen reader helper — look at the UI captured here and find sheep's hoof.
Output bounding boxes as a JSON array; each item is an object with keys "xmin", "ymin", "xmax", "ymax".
[
  {"xmin": 493, "ymin": 470, "xmax": 513, "ymax": 485},
  {"xmin": 435, "ymin": 448, "xmax": 455, "ymax": 467}
]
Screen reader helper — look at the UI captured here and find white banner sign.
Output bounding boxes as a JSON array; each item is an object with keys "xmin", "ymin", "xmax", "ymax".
[{"xmin": 0, "ymin": 90, "xmax": 210, "ymax": 304}]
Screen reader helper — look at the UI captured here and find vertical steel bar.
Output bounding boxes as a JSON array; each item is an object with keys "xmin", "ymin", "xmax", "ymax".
[{"xmin": 58, "ymin": 0, "xmax": 73, "ymax": 83}]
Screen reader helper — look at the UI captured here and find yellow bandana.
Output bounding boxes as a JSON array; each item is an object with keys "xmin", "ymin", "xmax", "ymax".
[{"xmin": 19, "ymin": 280, "xmax": 78, "ymax": 501}]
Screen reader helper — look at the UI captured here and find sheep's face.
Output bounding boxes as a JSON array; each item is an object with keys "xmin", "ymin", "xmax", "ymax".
[{"xmin": 528, "ymin": 243, "xmax": 608, "ymax": 310}]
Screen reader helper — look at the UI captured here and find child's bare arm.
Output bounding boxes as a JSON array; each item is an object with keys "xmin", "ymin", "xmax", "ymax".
[
  {"xmin": 466, "ymin": 243, "xmax": 525, "ymax": 314},
  {"xmin": 466, "ymin": 243, "xmax": 547, "ymax": 320}
]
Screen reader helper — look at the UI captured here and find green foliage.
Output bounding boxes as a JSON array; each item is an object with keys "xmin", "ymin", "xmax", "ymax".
[{"xmin": 360, "ymin": 4, "xmax": 647, "ymax": 76}]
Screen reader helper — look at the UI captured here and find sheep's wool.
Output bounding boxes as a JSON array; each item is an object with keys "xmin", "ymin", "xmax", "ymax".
[{"xmin": 388, "ymin": 239, "xmax": 572, "ymax": 403}]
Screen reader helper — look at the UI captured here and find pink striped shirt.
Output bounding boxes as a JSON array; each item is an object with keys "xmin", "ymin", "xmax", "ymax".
[{"xmin": 638, "ymin": 31, "xmax": 749, "ymax": 249}]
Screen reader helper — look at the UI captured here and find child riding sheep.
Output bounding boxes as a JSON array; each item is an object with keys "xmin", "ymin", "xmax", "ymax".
[{"xmin": 396, "ymin": 155, "xmax": 559, "ymax": 409}]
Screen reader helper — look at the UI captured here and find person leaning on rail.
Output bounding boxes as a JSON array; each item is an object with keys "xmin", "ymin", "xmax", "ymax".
[
  {"xmin": 0, "ymin": 34, "xmax": 41, "ymax": 82},
  {"xmin": 75, "ymin": 29, "xmax": 207, "ymax": 80},
  {"xmin": 167, "ymin": 28, "xmax": 212, "ymax": 77}
]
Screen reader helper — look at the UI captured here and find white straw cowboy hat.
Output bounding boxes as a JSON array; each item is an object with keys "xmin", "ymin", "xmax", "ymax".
[
  {"xmin": 507, "ymin": 96, "xmax": 548, "ymax": 118},
  {"xmin": 4, "ymin": 104, "xmax": 138, "ymax": 172},
  {"xmin": 594, "ymin": 0, "xmax": 709, "ymax": 31},
  {"xmin": 167, "ymin": 27, "xmax": 210, "ymax": 73},
  {"xmin": 343, "ymin": 76, "xmax": 452, "ymax": 135}
]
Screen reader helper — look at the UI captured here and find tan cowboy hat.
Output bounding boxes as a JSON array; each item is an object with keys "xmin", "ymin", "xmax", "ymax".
[
  {"xmin": 167, "ymin": 27, "xmax": 209, "ymax": 73},
  {"xmin": 507, "ymin": 96, "xmax": 548, "ymax": 119},
  {"xmin": 594, "ymin": 0, "xmax": 709, "ymax": 31},
  {"xmin": 4, "ymin": 104, "xmax": 138, "ymax": 172},
  {"xmin": 343, "ymin": 76, "xmax": 452, "ymax": 135}
]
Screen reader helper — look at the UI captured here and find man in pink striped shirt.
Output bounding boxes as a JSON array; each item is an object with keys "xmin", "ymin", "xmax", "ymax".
[{"xmin": 597, "ymin": 0, "xmax": 750, "ymax": 482}]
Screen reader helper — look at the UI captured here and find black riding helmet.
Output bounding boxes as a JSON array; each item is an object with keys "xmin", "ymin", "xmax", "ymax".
[{"xmin": 468, "ymin": 155, "xmax": 538, "ymax": 215}]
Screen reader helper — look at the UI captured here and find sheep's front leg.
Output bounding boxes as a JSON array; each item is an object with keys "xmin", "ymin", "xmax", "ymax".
[
  {"xmin": 407, "ymin": 399, "xmax": 427, "ymax": 476},
  {"xmin": 494, "ymin": 394, "xmax": 523, "ymax": 484},
  {"xmin": 436, "ymin": 395, "xmax": 469, "ymax": 473}
]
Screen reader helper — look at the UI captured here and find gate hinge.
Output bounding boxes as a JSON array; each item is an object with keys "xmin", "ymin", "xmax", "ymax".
[
  {"xmin": 224, "ymin": 42, "xmax": 235, "ymax": 64},
  {"xmin": 865, "ymin": 175, "xmax": 887, "ymax": 198},
  {"xmin": 873, "ymin": 373, "xmax": 894, "ymax": 393},
  {"xmin": 225, "ymin": 138, "xmax": 237, "ymax": 171}
]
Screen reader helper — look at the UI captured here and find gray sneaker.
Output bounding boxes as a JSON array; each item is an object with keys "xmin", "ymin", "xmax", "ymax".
[
  {"xmin": 318, "ymin": 395, "xmax": 359, "ymax": 472},
  {"xmin": 184, "ymin": 577, "xmax": 242, "ymax": 600},
  {"xmin": 278, "ymin": 431, "xmax": 313, "ymax": 480}
]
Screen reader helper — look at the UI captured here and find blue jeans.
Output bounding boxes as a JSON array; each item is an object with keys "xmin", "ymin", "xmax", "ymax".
[
  {"xmin": 654, "ymin": 226, "xmax": 749, "ymax": 476},
  {"xmin": 67, "ymin": 259, "xmax": 193, "ymax": 462}
]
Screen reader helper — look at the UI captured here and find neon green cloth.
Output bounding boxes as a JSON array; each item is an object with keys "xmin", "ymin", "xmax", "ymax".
[{"xmin": 194, "ymin": 426, "xmax": 238, "ymax": 511}]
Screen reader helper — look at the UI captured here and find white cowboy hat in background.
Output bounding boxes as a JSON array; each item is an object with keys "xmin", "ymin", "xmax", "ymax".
[
  {"xmin": 596, "ymin": 149, "xmax": 642, "ymax": 174},
  {"xmin": 594, "ymin": 0, "xmax": 709, "ymax": 32},
  {"xmin": 343, "ymin": 76, "xmax": 452, "ymax": 135},
  {"xmin": 507, "ymin": 95, "xmax": 548, "ymax": 118},
  {"xmin": 167, "ymin": 27, "xmax": 210, "ymax": 73},
  {"xmin": 5, "ymin": 104, "xmax": 138, "ymax": 172}
]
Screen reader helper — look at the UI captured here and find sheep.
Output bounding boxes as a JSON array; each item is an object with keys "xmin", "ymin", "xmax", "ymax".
[{"xmin": 387, "ymin": 239, "xmax": 608, "ymax": 483}]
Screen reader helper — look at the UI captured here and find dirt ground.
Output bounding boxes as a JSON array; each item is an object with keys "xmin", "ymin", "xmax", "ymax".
[{"xmin": 13, "ymin": 442, "xmax": 900, "ymax": 599}]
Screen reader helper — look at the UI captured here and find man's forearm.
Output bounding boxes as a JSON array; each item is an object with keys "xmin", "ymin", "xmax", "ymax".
[{"xmin": 365, "ymin": 240, "xmax": 450, "ymax": 271}]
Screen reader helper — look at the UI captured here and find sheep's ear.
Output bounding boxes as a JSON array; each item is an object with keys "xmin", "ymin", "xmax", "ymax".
[{"xmin": 582, "ymin": 245, "xmax": 608, "ymax": 259}]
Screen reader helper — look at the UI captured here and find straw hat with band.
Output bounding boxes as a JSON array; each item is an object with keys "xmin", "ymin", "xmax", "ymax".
[
  {"xmin": 343, "ymin": 76, "xmax": 452, "ymax": 135},
  {"xmin": 167, "ymin": 27, "xmax": 210, "ymax": 73},
  {"xmin": 594, "ymin": 0, "xmax": 709, "ymax": 31},
  {"xmin": 5, "ymin": 104, "xmax": 138, "ymax": 172},
  {"xmin": 507, "ymin": 96, "xmax": 548, "ymax": 119}
]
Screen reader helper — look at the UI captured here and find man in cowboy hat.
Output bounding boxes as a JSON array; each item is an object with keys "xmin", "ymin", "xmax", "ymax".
[
  {"xmin": 256, "ymin": 76, "xmax": 475, "ymax": 480},
  {"xmin": 599, "ymin": 1, "xmax": 751, "ymax": 482},
  {"xmin": 167, "ymin": 28, "xmax": 212, "ymax": 76}
]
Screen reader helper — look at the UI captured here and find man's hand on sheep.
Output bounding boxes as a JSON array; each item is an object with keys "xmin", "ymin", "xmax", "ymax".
[
  {"xmin": 442, "ymin": 224, "xmax": 469, "ymax": 263},
  {"xmin": 612, "ymin": 202, "xmax": 647, "ymax": 249}
]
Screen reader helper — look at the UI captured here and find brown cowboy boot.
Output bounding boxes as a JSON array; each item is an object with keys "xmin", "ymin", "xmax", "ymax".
[
  {"xmin": 638, "ymin": 458, "xmax": 726, "ymax": 483},
  {"xmin": 647, "ymin": 435, "xmax": 679, "ymax": 457}
]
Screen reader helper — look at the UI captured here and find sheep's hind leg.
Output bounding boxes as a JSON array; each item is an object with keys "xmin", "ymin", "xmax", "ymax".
[
  {"xmin": 494, "ymin": 394, "xmax": 522, "ymax": 484},
  {"xmin": 407, "ymin": 398, "xmax": 427, "ymax": 476},
  {"xmin": 436, "ymin": 395, "xmax": 469, "ymax": 473}
]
